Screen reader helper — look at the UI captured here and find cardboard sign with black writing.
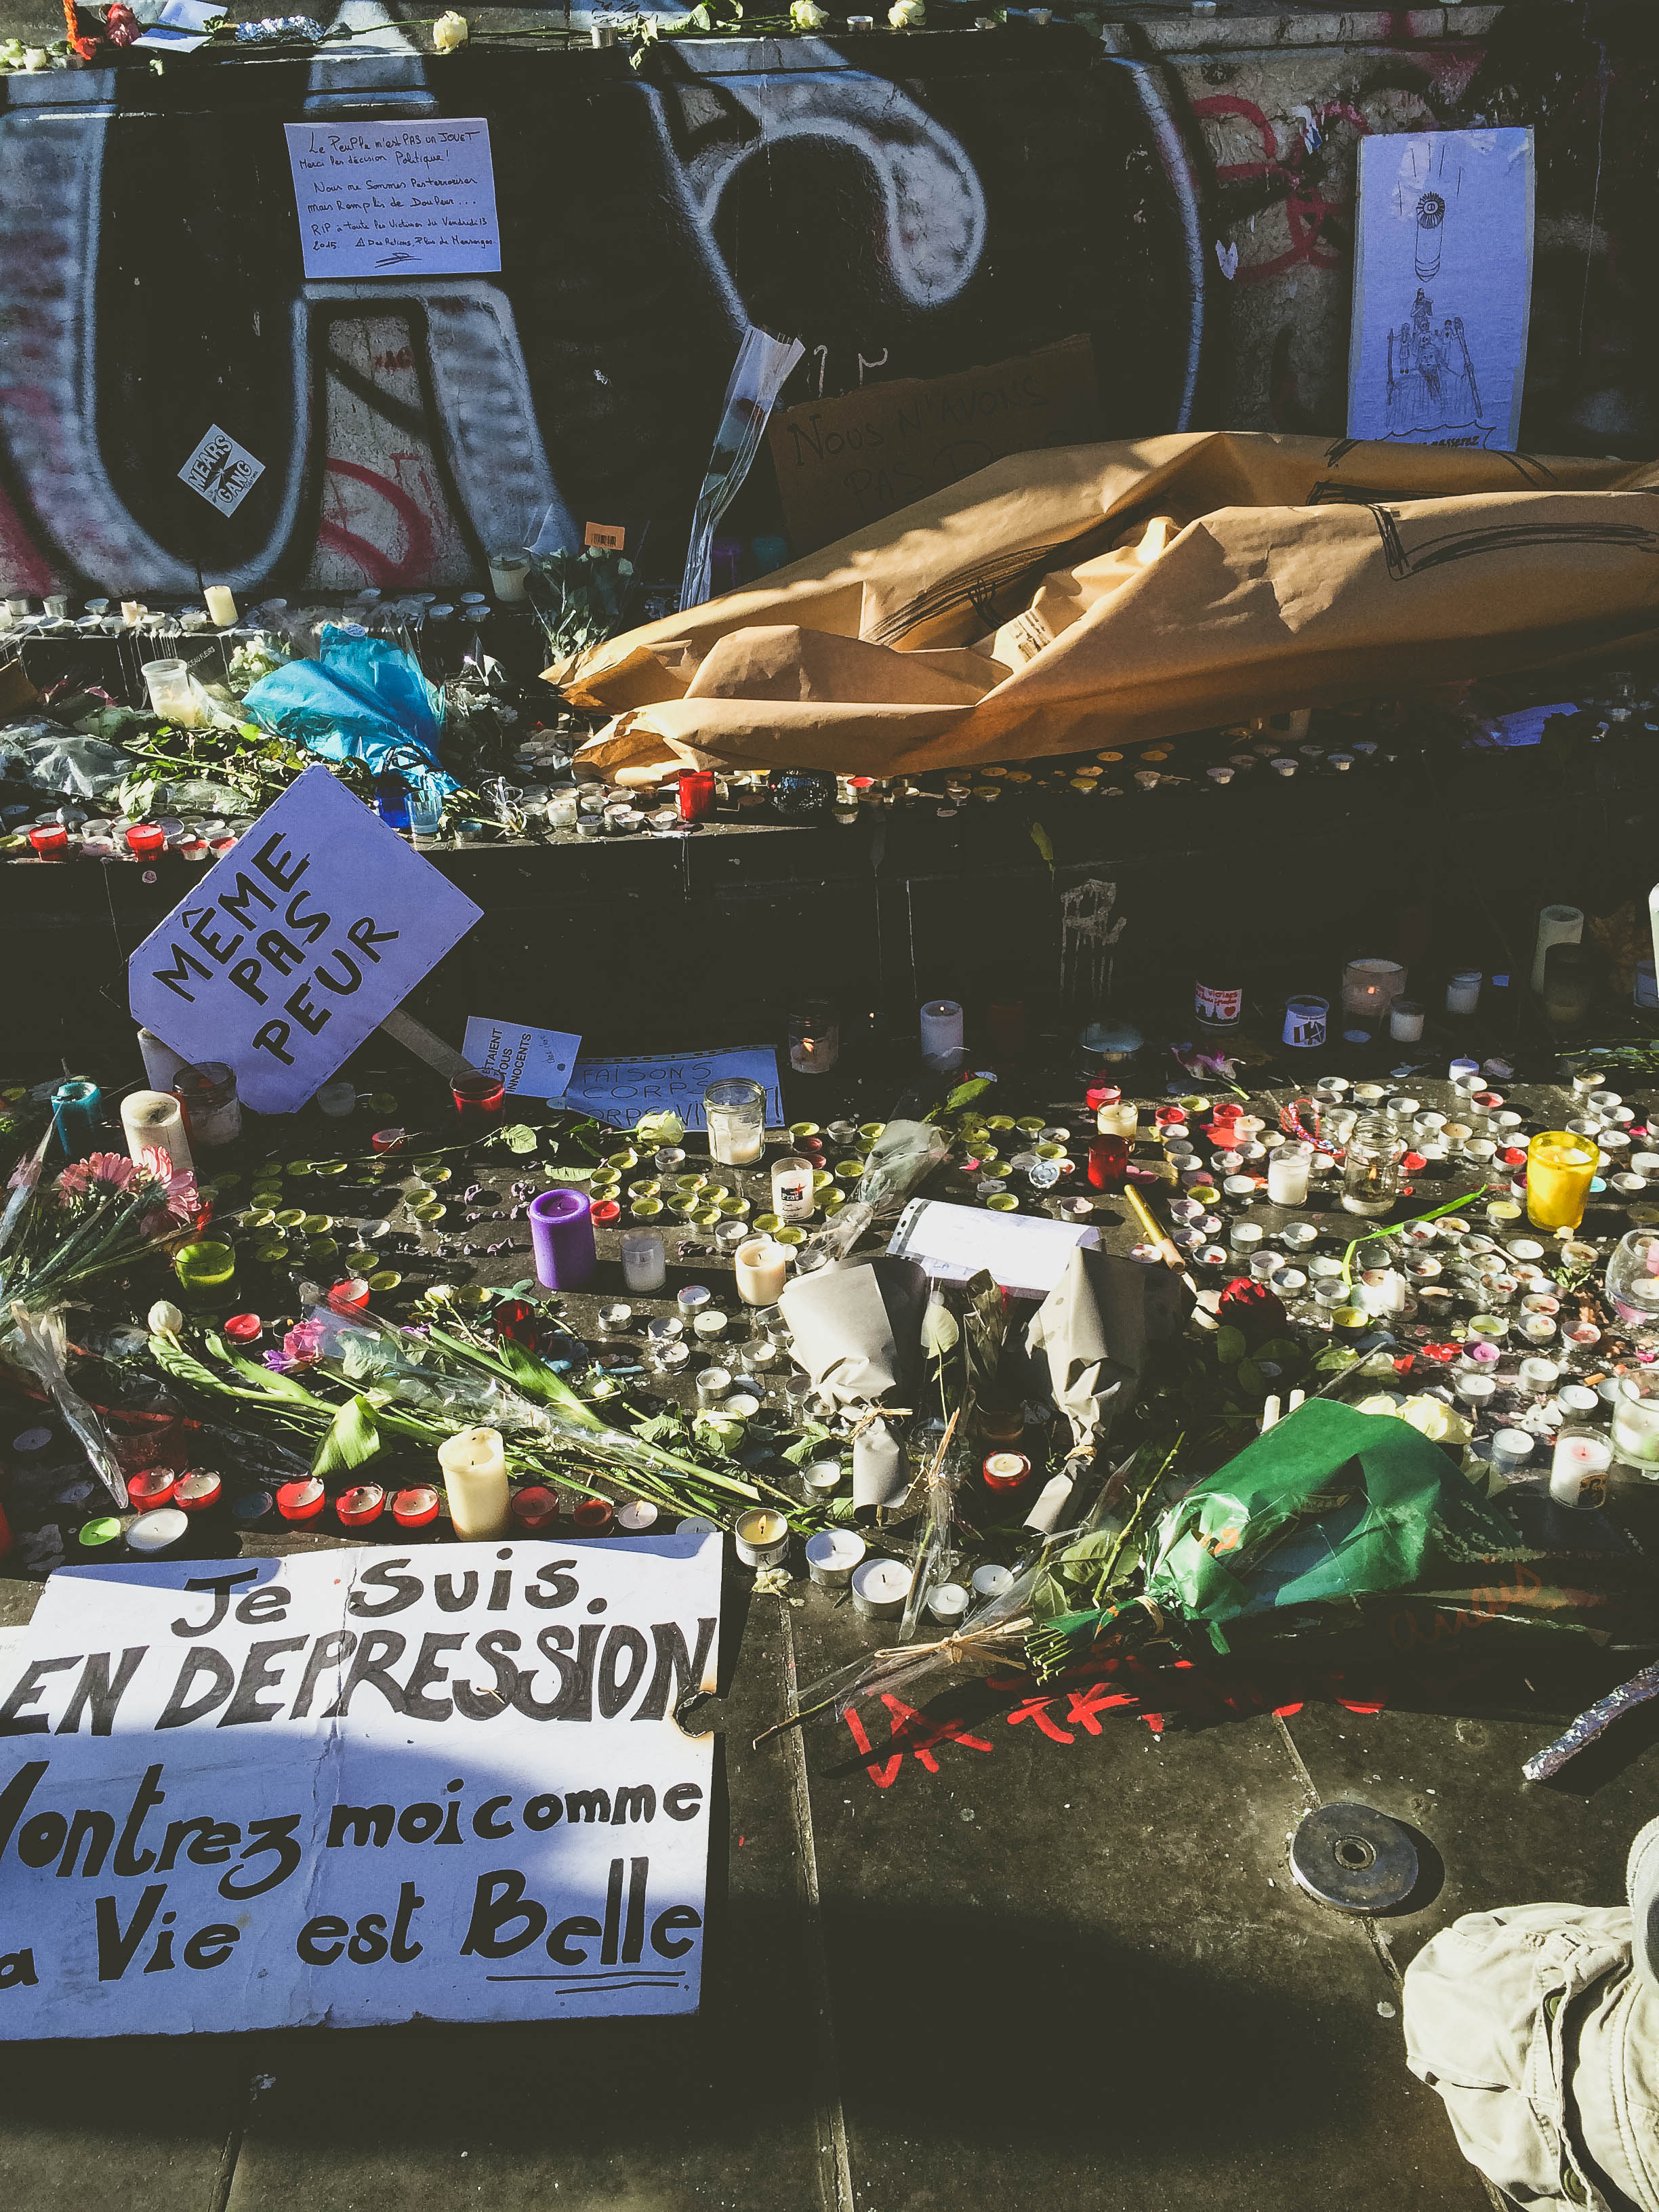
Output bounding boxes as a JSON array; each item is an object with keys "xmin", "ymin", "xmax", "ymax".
[
  {"xmin": 0, "ymin": 1536, "xmax": 719, "ymax": 2036},
  {"xmin": 766, "ymin": 337, "xmax": 1099, "ymax": 555},
  {"xmin": 127, "ymin": 766, "xmax": 482, "ymax": 1113}
]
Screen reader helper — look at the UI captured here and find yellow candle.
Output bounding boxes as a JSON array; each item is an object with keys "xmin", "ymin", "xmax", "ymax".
[
  {"xmin": 203, "ymin": 586, "xmax": 238, "ymax": 626},
  {"xmin": 1525, "ymin": 1132, "xmax": 1599, "ymax": 1231},
  {"xmin": 438, "ymin": 1426, "xmax": 510, "ymax": 1538},
  {"xmin": 735, "ymin": 1237, "xmax": 788, "ymax": 1305}
]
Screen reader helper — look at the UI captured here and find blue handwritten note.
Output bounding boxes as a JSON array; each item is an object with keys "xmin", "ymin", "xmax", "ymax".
[{"xmin": 559, "ymin": 1048, "xmax": 783, "ymax": 1133}]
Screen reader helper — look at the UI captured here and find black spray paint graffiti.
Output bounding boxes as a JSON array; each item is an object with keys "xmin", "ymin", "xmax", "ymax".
[{"xmin": 0, "ymin": 27, "xmax": 1208, "ymax": 591}]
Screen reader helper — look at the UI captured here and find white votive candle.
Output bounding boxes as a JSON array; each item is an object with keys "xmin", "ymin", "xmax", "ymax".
[
  {"xmin": 121, "ymin": 1088, "xmax": 194, "ymax": 1179},
  {"xmin": 1549, "ymin": 1429, "xmax": 1612, "ymax": 1509},
  {"xmin": 438, "ymin": 1426, "xmax": 509, "ymax": 1538},
  {"xmin": 203, "ymin": 586, "xmax": 238, "ymax": 626},
  {"xmin": 1267, "ymin": 1145, "xmax": 1312, "ymax": 1206},
  {"xmin": 735, "ymin": 1237, "xmax": 788, "ymax": 1305}
]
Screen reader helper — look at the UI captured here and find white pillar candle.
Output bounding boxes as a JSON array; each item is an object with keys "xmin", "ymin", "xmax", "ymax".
[
  {"xmin": 1549, "ymin": 1429, "xmax": 1612, "ymax": 1509},
  {"xmin": 121, "ymin": 1088, "xmax": 194, "ymax": 1178},
  {"xmin": 1446, "ymin": 970, "xmax": 1481, "ymax": 1015},
  {"xmin": 136, "ymin": 1026, "xmax": 189, "ymax": 1092},
  {"xmin": 1532, "ymin": 904, "xmax": 1583, "ymax": 993},
  {"xmin": 1389, "ymin": 999, "xmax": 1425, "ymax": 1042},
  {"xmin": 735, "ymin": 1237, "xmax": 787, "ymax": 1305},
  {"xmin": 438, "ymin": 1426, "xmax": 510, "ymax": 1538},
  {"xmin": 1267, "ymin": 1144, "xmax": 1312, "ymax": 1206},
  {"xmin": 203, "ymin": 586, "xmax": 238, "ymax": 626},
  {"xmin": 919, "ymin": 998, "xmax": 964, "ymax": 1069}
]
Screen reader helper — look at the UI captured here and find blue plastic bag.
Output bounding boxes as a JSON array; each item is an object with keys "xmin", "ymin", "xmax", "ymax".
[{"xmin": 242, "ymin": 625, "xmax": 454, "ymax": 789}]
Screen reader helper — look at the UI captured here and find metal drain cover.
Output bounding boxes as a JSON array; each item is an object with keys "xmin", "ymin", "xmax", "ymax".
[{"xmin": 1290, "ymin": 1802, "xmax": 1418, "ymax": 1913}]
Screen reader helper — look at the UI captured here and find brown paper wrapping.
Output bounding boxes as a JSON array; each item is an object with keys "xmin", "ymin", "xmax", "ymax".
[{"xmin": 555, "ymin": 431, "xmax": 1659, "ymax": 779}]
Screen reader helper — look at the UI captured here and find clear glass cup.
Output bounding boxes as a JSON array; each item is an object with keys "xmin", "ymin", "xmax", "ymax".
[
  {"xmin": 705, "ymin": 1078, "xmax": 766, "ymax": 1166},
  {"xmin": 1341, "ymin": 1113, "xmax": 1406, "ymax": 1218}
]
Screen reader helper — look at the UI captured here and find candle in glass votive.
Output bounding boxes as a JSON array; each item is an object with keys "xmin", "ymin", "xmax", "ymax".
[
  {"xmin": 735, "ymin": 1237, "xmax": 788, "ymax": 1305},
  {"xmin": 1267, "ymin": 1144, "xmax": 1312, "ymax": 1206},
  {"xmin": 771, "ymin": 1155, "xmax": 815, "ymax": 1221},
  {"xmin": 121, "ymin": 1088, "xmax": 194, "ymax": 1178},
  {"xmin": 203, "ymin": 586, "xmax": 238, "ymax": 626},
  {"xmin": 438, "ymin": 1427, "xmax": 510, "ymax": 1538},
  {"xmin": 621, "ymin": 1229, "xmax": 666, "ymax": 1292},
  {"xmin": 1550, "ymin": 1427, "xmax": 1612, "ymax": 1509}
]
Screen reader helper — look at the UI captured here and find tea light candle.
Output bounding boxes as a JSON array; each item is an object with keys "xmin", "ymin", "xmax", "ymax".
[
  {"xmin": 1490, "ymin": 1429, "xmax": 1536, "ymax": 1476},
  {"xmin": 805, "ymin": 1528, "xmax": 865, "ymax": 1589},
  {"xmin": 437, "ymin": 1427, "xmax": 510, "ymax": 1538},
  {"xmin": 928, "ymin": 1580, "xmax": 970, "ymax": 1624},
  {"xmin": 1550, "ymin": 1428, "xmax": 1612, "ymax": 1509},
  {"xmin": 735, "ymin": 1237, "xmax": 787, "ymax": 1305},
  {"xmin": 734, "ymin": 1507, "xmax": 790, "ymax": 1569},
  {"xmin": 392, "ymin": 1485, "xmax": 442, "ymax": 1532},
  {"xmin": 851, "ymin": 1557, "xmax": 914, "ymax": 1619},
  {"xmin": 121, "ymin": 1088, "xmax": 194, "ymax": 1178},
  {"xmin": 616, "ymin": 1499, "xmax": 659, "ymax": 1534}
]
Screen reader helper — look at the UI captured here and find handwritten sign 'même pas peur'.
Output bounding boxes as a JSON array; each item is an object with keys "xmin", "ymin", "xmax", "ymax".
[
  {"xmin": 0, "ymin": 1537, "xmax": 720, "ymax": 2036},
  {"xmin": 127, "ymin": 766, "xmax": 482, "ymax": 1114},
  {"xmin": 285, "ymin": 118, "xmax": 501, "ymax": 280}
]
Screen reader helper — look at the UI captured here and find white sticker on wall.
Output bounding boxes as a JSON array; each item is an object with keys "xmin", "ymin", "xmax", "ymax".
[{"xmin": 178, "ymin": 426, "xmax": 266, "ymax": 517}]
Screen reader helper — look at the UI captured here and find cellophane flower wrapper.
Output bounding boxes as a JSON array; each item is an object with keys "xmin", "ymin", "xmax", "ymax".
[{"xmin": 810, "ymin": 1119, "xmax": 950, "ymax": 1263}]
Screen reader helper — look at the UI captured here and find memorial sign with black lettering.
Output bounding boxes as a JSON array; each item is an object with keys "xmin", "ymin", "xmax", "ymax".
[
  {"xmin": 0, "ymin": 1536, "xmax": 719, "ymax": 2036},
  {"xmin": 127, "ymin": 766, "xmax": 483, "ymax": 1113}
]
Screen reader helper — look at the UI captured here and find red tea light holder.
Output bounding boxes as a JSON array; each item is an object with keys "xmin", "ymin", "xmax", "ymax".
[
  {"xmin": 276, "ymin": 1477, "xmax": 327, "ymax": 1524},
  {"xmin": 125, "ymin": 821, "xmax": 167, "ymax": 859},
  {"xmin": 371, "ymin": 1126, "xmax": 409, "ymax": 1154},
  {"xmin": 127, "ymin": 1467, "xmax": 179, "ymax": 1511},
  {"xmin": 28, "ymin": 823, "xmax": 69, "ymax": 857},
  {"xmin": 328, "ymin": 1277, "xmax": 371, "ymax": 1311},
  {"xmin": 982, "ymin": 1451, "xmax": 1031, "ymax": 1492},
  {"xmin": 591, "ymin": 1197, "xmax": 621, "ymax": 1226},
  {"xmin": 336, "ymin": 1483, "xmax": 386, "ymax": 1532},
  {"xmin": 392, "ymin": 1485, "xmax": 442, "ymax": 1532},
  {"xmin": 1086, "ymin": 1081, "xmax": 1122, "ymax": 1113},
  {"xmin": 571, "ymin": 1496, "xmax": 615, "ymax": 1536},
  {"xmin": 510, "ymin": 1484, "xmax": 562, "ymax": 1534},
  {"xmin": 223, "ymin": 1312, "xmax": 263, "ymax": 1345},
  {"xmin": 677, "ymin": 769, "xmax": 716, "ymax": 822},
  {"xmin": 175, "ymin": 1470, "xmax": 222, "ymax": 1515}
]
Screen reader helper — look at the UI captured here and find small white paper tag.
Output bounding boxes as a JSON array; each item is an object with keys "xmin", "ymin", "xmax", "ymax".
[{"xmin": 178, "ymin": 425, "xmax": 266, "ymax": 517}]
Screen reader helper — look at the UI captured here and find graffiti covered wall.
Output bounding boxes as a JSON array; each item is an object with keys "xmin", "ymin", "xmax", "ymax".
[{"xmin": 0, "ymin": 0, "xmax": 1653, "ymax": 596}]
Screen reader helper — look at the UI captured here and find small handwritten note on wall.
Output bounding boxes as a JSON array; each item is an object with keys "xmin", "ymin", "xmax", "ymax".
[{"xmin": 284, "ymin": 119, "xmax": 501, "ymax": 280}]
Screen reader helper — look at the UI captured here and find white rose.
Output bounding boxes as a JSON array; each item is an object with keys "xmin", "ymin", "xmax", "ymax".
[
  {"xmin": 148, "ymin": 1300, "xmax": 184, "ymax": 1336},
  {"xmin": 432, "ymin": 9, "xmax": 468, "ymax": 50},
  {"xmin": 791, "ymin": 0, "xmax": 830, "ymax": 23},
  {"xmin": 888, "ymin": 0, "xmax": 924, "ymax": 22}
]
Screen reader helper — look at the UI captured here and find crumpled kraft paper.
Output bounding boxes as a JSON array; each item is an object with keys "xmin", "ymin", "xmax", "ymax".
[{"xmin": 556, "ymin": 430, "xmax": 1659, "ymax": 778}]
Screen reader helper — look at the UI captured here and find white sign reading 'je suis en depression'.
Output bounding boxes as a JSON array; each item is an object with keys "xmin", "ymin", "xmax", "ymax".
[
  {"xmin": 128, "ymin": 766, "xmax": 482, "ymax": 1114},
  {"xmin": 0, "ymin": 1537, "xmax": 720, "ymax": 2036}
]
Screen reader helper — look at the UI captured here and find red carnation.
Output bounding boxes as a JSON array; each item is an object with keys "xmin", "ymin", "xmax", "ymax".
[
  {"xmin": 105, "ymin": 2, "xmax": 140, "ymax": 41},
  {"xmin": 1216, "ymin": 1276, "xmax": 1288, "ymax": 1350}
]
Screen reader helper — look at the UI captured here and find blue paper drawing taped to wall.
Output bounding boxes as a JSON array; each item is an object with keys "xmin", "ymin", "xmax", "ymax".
[{"xmin": 1348, "ymin": 129, "xmax": 1535, "ymax": 453}]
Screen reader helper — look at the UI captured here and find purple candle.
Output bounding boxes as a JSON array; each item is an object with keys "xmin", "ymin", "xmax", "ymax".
[{"xmin": 529, "ymin": 1187, "xmax": 596, "ymax": 1289}]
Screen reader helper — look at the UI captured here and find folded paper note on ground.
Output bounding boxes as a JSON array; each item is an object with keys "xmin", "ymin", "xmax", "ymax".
[
  {"xmin": 560, "ymin": 1048, "xmax": 782, "ymax": 1132},
  {"xmin": 128, "ymin": 766, "xmax": 482, "ymax": 1113},
  {"xmin": 1348, "ymin": 127, "xmax": 1534, "ymax": 452},
  {"xmin": 462, "ymin": 1019, "xmax": 582, "ymax": 1100},
  {"xmin": 888, "ymin": 1199, "xmax": 1098, "ymax": 1301},
  {"xmin": 285, "ymin": 118, "xmax": 501, "ymax": 281},
  {"xmin": 0, "ymin": 1537, "xmax": 720, "ymax": 2036}
]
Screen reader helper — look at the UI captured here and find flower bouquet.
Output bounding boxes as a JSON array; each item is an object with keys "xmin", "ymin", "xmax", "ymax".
[{"xmin": 2, "ymin": 1138, "xmax": 200, "ymax": 1504}]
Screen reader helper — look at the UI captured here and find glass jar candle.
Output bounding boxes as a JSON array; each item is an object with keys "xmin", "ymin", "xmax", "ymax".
[
  {"xmin": 705, "ymin": 1077, "xmax": 766, "ymax": 1165},
  {"xmin": 1606, "ymin": 1230, "xmax": 1659, "ymax": 1331},
  {"xmin": 1612, "ymin": 1376, "xmax": 1659, "ymax": 1473},
  {"xmin": 1340, "ymin": 1113, "xmax": 1406, "ymax": 1217},
  {"xmin": 788, "ymin": 998, "xmax": 840, "ymax": 1076},
  {"xmin": 452, "ymin": 1072, "xmax": 506, "ymax": 1124},
  {"xmin": 620, "ymin": 1229, "xmax": 666, "ymax": 1292},
  {"xmin": 1445, "ymin": 968, "xmax": 1481, "ymax": 1016},
  {"xmin": 771, "ymin": 1155, "xmax": 816, "ymax": 1221},
  {"xmin": 1550, "ymin": 1426, "xmax": 1613, "ymax": 1510},
  {"xmin": 1525, "ymin": 1132, "xmax": 1599, "ymax": 1231},
  {"xmin": 172, "ymin": 1060, "xmax": 241, "ymax": 1147},
  {"xmin": 1267, "ymin": 1143, "xmax": 1312, "ymax": 1207}
]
